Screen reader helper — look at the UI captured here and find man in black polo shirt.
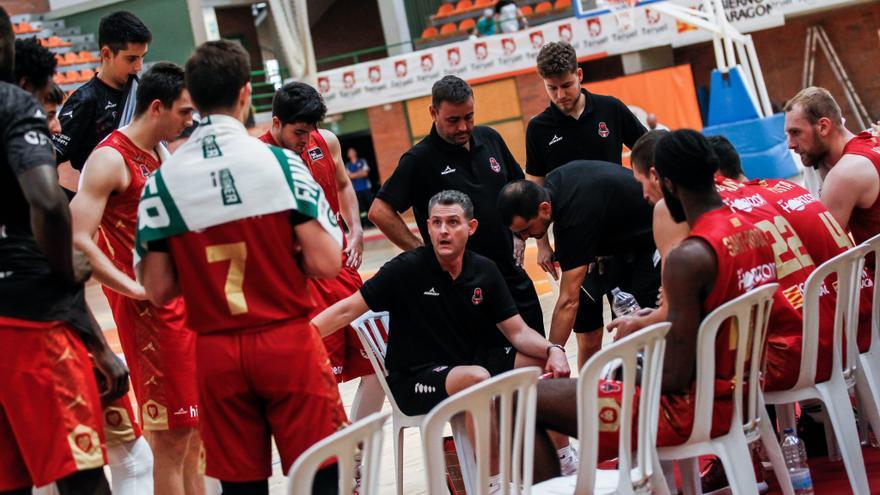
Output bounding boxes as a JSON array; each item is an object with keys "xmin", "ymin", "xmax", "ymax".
[
  {"xmin": 315, "ymin": 190, "xmax": 569, "ymax": 416},
  {"xmin": 498, "ymin": 161, "xmax": 660, "ymax": 368},
  {"xmin": 369, "ymin": 75, "xmax": 544, "ymax": 340}
]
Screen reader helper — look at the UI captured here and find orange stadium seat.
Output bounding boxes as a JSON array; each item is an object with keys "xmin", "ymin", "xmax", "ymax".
[
  {"xmin": 555, "ymin": 0, "xmax": 572, "ymax": 8},
  {"xmin": 475, "ymin": 0, "xmax": 496, "ymax": 7},
  {"xmin": 455, "ymin": 0, "xmax": 474, "ymax": 13},
  {"xmin": 436, "ymin": 3, "xmax": 455, "ymax": 17},
  {"xmin": 79, "ymin": 68, "xmax": 95, "ymax": 81},
  {"xmin": 439, "ymin": 22, "xmax": 458, "ymax": 35},
  {"xmin": 520, "ymin": 5, "xmax": 533, "ymax": 15},
  {"xmin": 40, "ymin": 36, "xmax": 72, "ymax": 48},
  {"xmin": 421, "ymin": 26, "xmax": 439, "ymax": 39},
  {"xmin": 13, "ymin": 22, "xmax": 40, "ymax": 35},
  {"xmin": 459, "ymin": 18, "xmax": 476, "ymax": 31},
  {"xmin": 78, "ymin": 51, "xmax": 99, "ymax": 62},
  {"xmin": 535, "ymin": 1, "xmax": 553, "ymax": 13}
]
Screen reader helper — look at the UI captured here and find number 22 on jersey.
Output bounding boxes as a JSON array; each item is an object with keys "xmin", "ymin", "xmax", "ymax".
[
  {"xmin": 206, "ymin": 242, "xmax": 248, "ymax": 315},
  {"xmin": 754, "ymin": 216, "xmax": 814, "ymax": 279}
]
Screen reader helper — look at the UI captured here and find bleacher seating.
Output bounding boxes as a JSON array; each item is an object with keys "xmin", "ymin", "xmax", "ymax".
[{"xmin": 419, "ymin": 0, "xmax": 575, "ymax": 44}]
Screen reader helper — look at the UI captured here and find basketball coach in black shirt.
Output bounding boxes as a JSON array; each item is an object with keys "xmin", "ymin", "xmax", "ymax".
[{"xmin": 498, "ymin": 161, "xmax": 660, "ymax": 368}]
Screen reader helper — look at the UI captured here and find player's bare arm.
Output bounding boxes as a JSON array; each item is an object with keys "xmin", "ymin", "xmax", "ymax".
[
  {"xmin": 660, "ymin": 237, "xmax": 716, "ymax": 394},
  {"xmin": 821, "ymin": 154, "xmax": 880, "ymax": 229},
  {"xmin": 71, "ymin": 146, "xmax": 147, "ymax": 299},
  {"xmin": 311, "ymin": 291, "xmax": 370, "ymax": 337},
  {"xmin": 368, "ymin": 197, "xmax": 424, "ymax": 250},
  {"xmin": 321, "ymin": 128, "xmax": 364, "ymax": 269},
  {"xmin": 497, "ymin": 315, "xmax": 570, "ymax": 377},
  {"xmin": 526, "ymin": 173, "xmax": 557, "ymax": 278},
  {"xmin": 140, "ymin": 251, "xmax": 180, "ymax": 307},
  {"xmin": 548, "ymin": 263, "xmax": 588, "ymax": 346},
  {"xmin": 294, "ymin": 218, "xmax": 343, "ymax": 278},
  {"xmin": 653, "ymin": 198, "xmax": 690, "ymax": 267}
]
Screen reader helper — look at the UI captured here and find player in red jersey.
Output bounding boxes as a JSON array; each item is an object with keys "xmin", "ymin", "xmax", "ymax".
[
  {"xmin": 259, "ymin": 82, "xmax": 384, "ymax": 420},
  {"xmin": 532, "ymin": 130, "xmax": 776, "ymax": 483},
  {"xmin": 70, "ymin": 63, "xmax": 201, "ymax": 495},
  {"xmin": 139, "ymin": 41, "xmax": 346, "ymax": 495},
  {"xmin": 784, "ymin": 86, "xmax": 880, "ymax": 245}
]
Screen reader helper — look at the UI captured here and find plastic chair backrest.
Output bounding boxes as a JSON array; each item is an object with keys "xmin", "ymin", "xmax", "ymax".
[
  {"xmin": 577, "ymin": 322, "xmax": 671, "ymax": 494},
  {"xmin": 352, "ymin": 311, "xmax": 405, "ymax": 410},
  {"xmin": 793, "ymin": 245, "xmax": 868, "ymax": 389},
  {"xmin": 286, "ymin": 412, "xmax": 390, "ymax": 495},
  {"xmin": 688, "ymin": 283, "xmax": 778, "ymax": 444},
  {"xmin": 422, "ymin": 367, "xmax": 541, "ymax": 495},
  {"xmin": 535, "ymin": 1, "xmax": 553, "ymax": 13},
  {"xmin": 440, "ymin": 22, "xmax": 458, "ymax": 34},
  {"xmin": 859, "ymin": 234, "xmax": 880, "ymax": 354},
  {"xmin": 460, "ymin": 18, "xmax": 476, "ymax": 30}
]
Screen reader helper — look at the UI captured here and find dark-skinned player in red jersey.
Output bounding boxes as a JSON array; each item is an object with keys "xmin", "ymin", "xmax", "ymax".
[
  {"xmin": 0, "ymin": 7, "xmax": 128, "ymax": 494},
  {"xmin": 531, "ymin": 130, "xmax": 777, "ymax": 485},
  {"xmin": 138, "ymin": 41, "xmax": 346, "ymax": 495}
]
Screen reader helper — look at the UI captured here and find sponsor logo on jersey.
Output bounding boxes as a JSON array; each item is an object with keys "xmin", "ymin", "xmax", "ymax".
[
  {"xmin": 139, "ymin": 164, "xmax": 151, "ymax": 178},
  {"xmin": 424, "ymin": 287, "xmax": 440, "ymax": 296},
  {"xmin": 415, "ymin": 383, "xmax": 437, "ymax": 394},
  {"xmin": 489, "ymin": 157, "xmax": 501, "ymax": 173},
  {"xmin": 472, "ymin": 287, "xmax": 484, "ymax": 305},
  {"xmin": 60, "ymin": 110, "xmax": 73, "ymax": 119},
  {"xmin": 308, "ymin": 146, "xmax": 325, "ymax": 161},
  {"xmin": 202, "ymin": 135, "xmax": 222, "ymax": 158},
  {"xmin": 217, "ymin": 168, "xmax": 242, "ymax": 206},
  {"xmin": 34, "ymin": 108, "xmax": 45, "ymax": 118},
  {"xmin": 767, "ymin": 181, "xmax": 796, "ymax": 194},
  {"xmin": 24, "ymin": 130, "xmax": 51, "ymax": 146},
  {"xmin": 104, "ymin": 101, "xmax": 117, "ymax": 110},
  {"xmin": 549, "ymin": 134, "xmax": 563, "ymax": 146},
  {"xmin": 728, "ymin": 194, "xmax": 767, "ymax": 213},
  {"xmin": 598, "ymin": 122, "xmax": 610, "ymax": 138},
  {"xmin": 737, "ymin": 262, "xmax": 776, "ymax": 291},
  {"xmin": 777, "ymin": 194, "xmax": 815, "ymax": 213},
  {"xmin": 172, "ymin": 405, "xmax": 199, "ymax": 418},
  {"xmin": 781, "ymin": 284, "xmax": 805, "ymax": 310},
  {"xmin": 599, "ymin": 381, "xmax": 622, "ymax": 394},
  {"xmin": 433, "ymin": 366, "xmax": 449, "ymax": 373},
  {"xmin": 441, "ymin": 165, "xmax": 456, "ymax": 175}
]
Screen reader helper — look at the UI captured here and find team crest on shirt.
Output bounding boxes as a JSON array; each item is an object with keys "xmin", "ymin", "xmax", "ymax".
[
  {"xmin": 598, "ymin": 122, "xmax": 610, "ymax": 138},
  {"xmin": 489, "ymin": 157, "xmax": 501, "ymax": 173},
  {"xmin": 105, "ymin": 409, "xmax": 123, "ymax": 427},
  {"xmin": 308, "ymin": 147, "xmax": 325, "ymax": 161},
  {"xmin": 139, "ymin": 164, "xmax": 151, "ymax": 178},
  {"xmin": 472, "ymin": 287, "xmax": 484, "ymax": 305}
]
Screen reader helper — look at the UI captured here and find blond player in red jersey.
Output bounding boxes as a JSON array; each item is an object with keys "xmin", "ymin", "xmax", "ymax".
[
  {"xmin": 258, "ymin": 82, "xmax": 384, "ymax": 421},
  {"xmin": 70, "ymin": 63, "xmax": 202, "ymax": 495}
]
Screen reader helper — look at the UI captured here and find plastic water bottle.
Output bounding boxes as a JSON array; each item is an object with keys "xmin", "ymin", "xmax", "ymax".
[
  {"xmin": 611, "ymin": 287, "xmax": 640, "ymax": 317},
  {"xmin": 781, "ymin": 428, "xmax": 814, "ymax": 494}
]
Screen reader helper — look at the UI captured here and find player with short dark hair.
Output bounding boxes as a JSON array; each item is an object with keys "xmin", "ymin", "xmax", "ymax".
[
  {"xmin": 13, "ymin": 37, "xmax": 56, "ymax": 95},
  {"xmin": 259, "ymin": 82, "xmax": 381, "ymax": 419},
  {"xmin": 53, "ymin": 11, "xmax": 151, "ymax": 175},
  {"xmin": 706, "ymin": 135, "xmax": 745, "ymax": 181},
  {"xmin": 139, "ymin": 40, "xmax": 346, "ymax": 495},
  {"xmin": 71, "ymin": 61, "xmax": 197, "ymax": 495}
]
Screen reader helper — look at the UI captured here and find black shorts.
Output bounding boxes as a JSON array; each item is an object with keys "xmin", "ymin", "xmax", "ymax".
[{"xmin": 573, "ymin": 249, "xmax": 661, "ymax": 333}]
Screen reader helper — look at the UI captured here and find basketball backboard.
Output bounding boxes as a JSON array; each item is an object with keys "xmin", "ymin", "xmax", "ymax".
[{"xmin": 573, "ymin": 0, "xmax": 663, "ymax": 18}]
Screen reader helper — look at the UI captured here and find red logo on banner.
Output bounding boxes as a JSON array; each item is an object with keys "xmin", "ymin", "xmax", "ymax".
[
  {"xmin": 502, "ymin": 38, "xmax": 516, "ymax": 55},
  {"xmin": 646, "ymin": 8, "xmax": 661, "ymax": 25},
  {"xmin": 395, "ymin": 60, "xmax": 408, "ymax": 78},
  {"xmin": 587, "ymin": 18, "xmax": 603, "ymax": 37},
  {"xmin": 343, "ymin": 71, "xmax": 355, "ymax": 89},
  {"xmin": 529, "ymin": 31, "xmax": 545, "ymax": 49},
  {"xmin": 421, "ymin": 54, "xmax": 434, "ymax": 72},
  {"xmin": 368, "ymin": 65, "xmax": 381, "ymax": 83},
  {"xmin": 558, "ymin": 24, "xmax": 573, "ymax": 42},
  {"xmin": 317, "ymin": 76, "xmax": 330, "ymax": 93},
  {"xmin": 471, "ymin": 288, "xmax": 483, "ymax": 305},
  {"xmin": 474, "ymin": 42, "xmax": 488, "ymax": 60},
  {"xmin": 447, "ymin": 47, "xmax": 462, "ymax": 66},
  {"xmin": 598, "ymin": 122, "xmax": 610, "ymax": 137}
]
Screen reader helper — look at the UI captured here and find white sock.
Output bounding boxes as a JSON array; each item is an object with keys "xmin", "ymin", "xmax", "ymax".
[
  {"xmin": 205, "ymin": 476, "xmax": 223, "ymax": 495},
  {"xmin": 33, "ymin": 484, "xmax": 59, "ymax": 495},
  {"xmin": 107, "ymin": 436, "xmax": 154, "ymax": 495},
  {"xmin": 350, "ymin": 373, "xmax": 386, "ymax": 421}
]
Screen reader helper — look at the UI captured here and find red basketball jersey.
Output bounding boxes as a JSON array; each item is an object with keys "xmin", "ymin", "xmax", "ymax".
[
  {"xmin": 842, "ymin": 132, "xmax": 880, "ymax": 245},
  {"xmin": 95, "ymin": 130, "xmax": 159, "ymax": 278},
  {"xmin": 687, "ymin": 208, "xmax": 777, "ymax": 392},
  {"xmin": 166, "ymin": 212, "xmax": 316, "ymax": 333}
]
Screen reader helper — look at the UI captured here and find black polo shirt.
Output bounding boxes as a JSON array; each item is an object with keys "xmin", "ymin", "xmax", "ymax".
[
  {"xmin": 377, "ymin": 125, "xmax": 524, "ymax": 275},
  {"xmin": 525, "ymin": 89, "xmax": 647, "ymax": 176},
  {"xmin": 360, "ymin": 247, "xmax": 519, "ymax": 373},
  {"xmin": 547, "ymin": 160, "xmax": 655, "ymax": 271}
]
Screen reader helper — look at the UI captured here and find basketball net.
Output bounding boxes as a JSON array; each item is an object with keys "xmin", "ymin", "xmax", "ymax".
[{"xmin": 597, "ymin": 0, "xmax": 638, "ymax": 32}]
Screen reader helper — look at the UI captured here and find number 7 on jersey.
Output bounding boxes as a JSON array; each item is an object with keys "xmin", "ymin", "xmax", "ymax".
[{"xmin": 206, "ymin": 242, "xmax": 248, "ymax": 315}]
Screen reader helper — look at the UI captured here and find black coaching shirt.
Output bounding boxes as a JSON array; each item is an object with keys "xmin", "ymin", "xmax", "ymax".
[
  {"xmin": 377, "ymin": 125, "xmax": 524, "ymax": 275},
  {"xmin": 0, "ymin": 82, "xmax": 90, "ymax": 330},
  {"xmin": 547, "ymin": 160, "xmax": 654, "ymax": 271},
  {"xmin": 360, "ymin": 247, "xmax": 519, "ymax": 373},
  {"xmin": 525, "ymin": 89, "xmax": 646, "ymax": 176},
  {"xmin": 53, "ymin": 75, "xmax": 128, "ymax": 170}
]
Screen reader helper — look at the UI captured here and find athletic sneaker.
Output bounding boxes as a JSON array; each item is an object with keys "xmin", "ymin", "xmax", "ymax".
[
  {"xmin": 700, "ymin": 457, "xmax": 769, "ymax": 495},
  {"xmin": 559, "ymin": 445, "xmax": 579, "ymax": 476}
]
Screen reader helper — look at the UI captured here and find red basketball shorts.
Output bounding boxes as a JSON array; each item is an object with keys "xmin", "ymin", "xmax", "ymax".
[
  {"xmin": 0, "ymin": 317, "xmax": 106, "ymax": 490},
  {"xmin": 592, "ymin": 379, "xmax": 733, "ymax": 462},
  {"xmin": 309, "ymin": 266, "xmax": 375, "ymax": 382},
  {"xmin": 102, "ymin": 394, "xmax": 141, "ymax": 445},
  {"xmin": 195, "ymin": 318, "xmax": 348, "ymax": 481},
  {"xmin": 104, "ymin": 289, "xmax": 198, "ymax": 430}
]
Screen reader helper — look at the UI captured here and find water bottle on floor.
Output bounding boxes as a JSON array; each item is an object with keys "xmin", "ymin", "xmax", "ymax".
[
  {"xmin": 611, "ymin": 287, "xmax": 640, "ymax": 317},
  {"xmin": 781, "ymin": 428, "xmax": 814, "ymax": 494}
]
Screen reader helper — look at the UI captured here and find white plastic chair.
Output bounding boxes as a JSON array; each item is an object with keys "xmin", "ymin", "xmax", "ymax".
[
  {"xmin": 352, "ymin": 311, "xmax": 473, "ymax": 495},
  {"xmin": 855, "ymin": 234, "xmax": 880, "ymax": 443},
  {"xmin": 286, "ymin": 411, "xmax": 390, "ymax": 495},
  {"xmin": 655, "ymin": 284, "xmax": 794, "ymax": 495},
  {"xmin": 532, "ymin": 322, "xmax": 672, "ymax": 495},
  {"xmin": 421, "ymin": 367, "xmax": 542, "ymax": 495},
  {"xmin": 763, "ymin": 246, "xmax": 871, "ymax": 495}
]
